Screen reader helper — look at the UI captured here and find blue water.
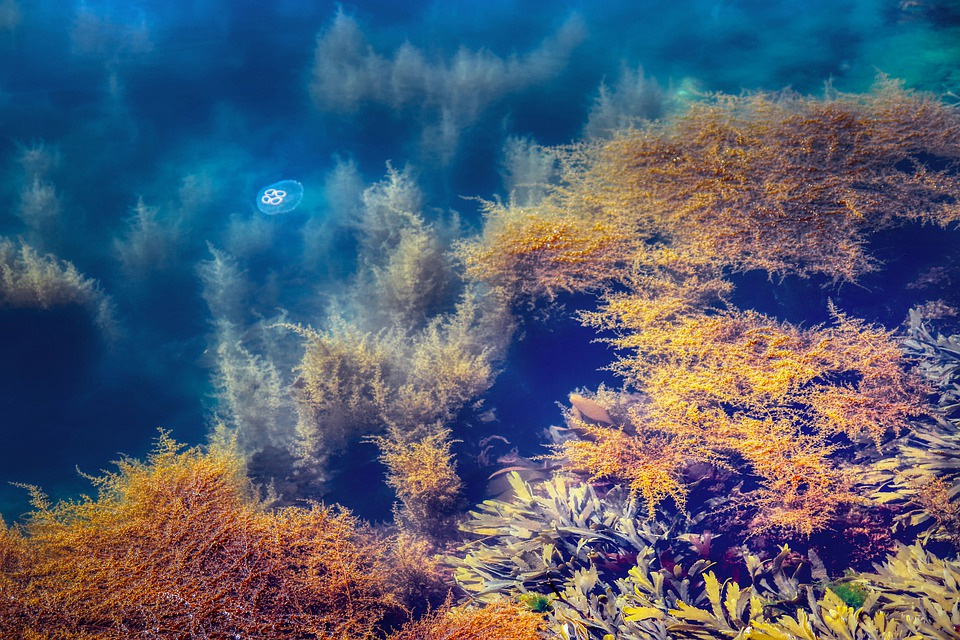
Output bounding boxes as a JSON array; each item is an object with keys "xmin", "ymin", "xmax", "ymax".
[{"xmin": 1, "ymin": 0, "xmax": 959, "ymax": 521}]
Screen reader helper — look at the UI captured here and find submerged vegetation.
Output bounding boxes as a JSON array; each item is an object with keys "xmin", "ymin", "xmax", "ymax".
[
  {"xmin": 0, "ymin": 431, "xmax": 413, "ymax": 638},
  {"xmin": 0, "ymin": 236, "xmax": 115, "ymax": 333},
  {"xmin": 3, "ymin": 68, "xmax": 960, "ymax": 639},
  {"xmin": 459, "ymin": 77, "xmax": 960, "ymax": 300},
  {"xmin": 561, "ymin": 306, "xmax": 929, "ymax": 535},
  {"xmin": 453, "ymin": 472, "xmax": 960, "ymax": 640}
]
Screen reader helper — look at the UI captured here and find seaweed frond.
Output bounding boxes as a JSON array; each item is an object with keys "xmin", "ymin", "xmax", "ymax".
[
  {"xmin": 0, "ymin": 433, "xmax": 405, "ymax": 639},
  {"xmin": 860, "ymin": 308, "xmax": 960, "ymax": 547},
  {"xmin": 372, "ymin": 426, "xmax": 464, "ymax": 536}
]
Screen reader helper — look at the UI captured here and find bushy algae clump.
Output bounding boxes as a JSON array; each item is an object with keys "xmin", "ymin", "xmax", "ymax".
[
  {"xmin": 458, "ymin": 76, "xmax": 960, "ymax": 301},
  {"xmin": 0, "ymin": 431, "xmax": 454, "ymax": 639},
  {"xmin": 0, "ymin": 236, "xmax": 115, "ymax": 334}
]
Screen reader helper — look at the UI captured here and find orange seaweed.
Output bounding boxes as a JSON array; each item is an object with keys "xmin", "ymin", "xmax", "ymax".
[
  {"xmin": 389, "ymin": 599, "xmax": 545, "ymax": 640},
  {"xmin": 0, "ymin": 431, "xmax": 406, "ymax": 639},
  {"xmin": 560, "ymin": 299, "xmax": 929, "ymax": 535},
  {"xmin": 459, "ymin": 77, "xmax": 960, "ymax": 303}
]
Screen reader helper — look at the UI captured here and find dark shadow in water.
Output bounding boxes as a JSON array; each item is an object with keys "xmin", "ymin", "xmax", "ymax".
[
  {"xmin": 459, "ymin": 295, "xmax": 619, "ymax": 507},
  {"xmin": 324, "ymin": 439, "xmax": 397, "ymax": 523},
  {"xmin": 0, "ymin": 306, "xmax": 207, "ymax": 523},
  {"xmin": 727, "ymin": 223, "xmax": 960, "ymax": 328},
  {"xmin": 0, "ymin": 306, "xmax": 100, "ymax": 520}
]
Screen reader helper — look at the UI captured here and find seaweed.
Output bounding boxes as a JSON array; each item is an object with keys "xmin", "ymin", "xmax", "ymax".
[
  {"xmin": 553, "ymin": 305, "xmax": 928, "ymax": 536},
  {"xmin": 450, "ymin": 472, "xmax": 721, "ymax": 639},
  {"xmin": 0, "ymin": 236, "xmax": 115, "ymax": 334},
  {"xmin": 860, "ymin": 307, "xmax": 960, "ymax": 548},
  {"xmin": 459, "ymin": 77, "xmax": 960, "ymax": 304},
  {"xmin": 0, "ymin": 431, "xmax": 409, "ymax": 639},
  {"xmin": 372, "ymin": 426, "xmax": 464, "ymax": 536}
]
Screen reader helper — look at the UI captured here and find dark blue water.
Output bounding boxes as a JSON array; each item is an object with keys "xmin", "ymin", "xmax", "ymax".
[{"xmin": 1, "ymin": 0, "xmax": 959, "ymax": 521}]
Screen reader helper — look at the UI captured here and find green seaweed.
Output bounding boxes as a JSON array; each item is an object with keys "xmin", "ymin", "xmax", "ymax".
[
  {"xmin": 827, "ymin": 580, "xmax": 870, "ymax": 609},
  {"xmin": 518, "ymin": 592, "xmax": 553, "ymax": 612}
]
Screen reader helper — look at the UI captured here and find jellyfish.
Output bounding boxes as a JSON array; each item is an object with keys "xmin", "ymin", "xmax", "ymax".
[{"xmin": 256, "ymin": 179, "xmax": 304, "ymax": 215}]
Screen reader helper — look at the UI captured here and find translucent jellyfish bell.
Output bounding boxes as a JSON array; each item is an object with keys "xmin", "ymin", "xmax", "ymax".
[{"xmin": 256, "ymin": 179, "xmax": 304, "ymax": 214}]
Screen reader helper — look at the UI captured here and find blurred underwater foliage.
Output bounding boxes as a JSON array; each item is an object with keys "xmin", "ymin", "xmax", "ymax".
[
  {"xmin": 201, "ymin": 165, "xmax": 515, "ymax": 516},
  {"xmin": 0, "ymin": 236, "xmax": 115, "ymax": 334}
]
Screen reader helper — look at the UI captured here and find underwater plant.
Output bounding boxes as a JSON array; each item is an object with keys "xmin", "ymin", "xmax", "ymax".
[
  {"xmin": 211, "ymin": 329, "xmax": 296, "ymax": 454},
  {"xmin": 500, "ymin": 135, "xmax": 558, "ymax": 207},
  {"xmin": 381, "ymin": 531, "xmax": 452, "ymax": 615},
  {"xmin": 550, "ymin": 407, "xmax": 700, "ymax": 520},
  {"xmin": 287, "ymin": 318, "xmax": 390, "ymax": 474},
  {"xmin": 0, "ymin": 430, "xmax": 414, "ymax": 639},
  {"xmin": 389, "ymin": 599, "xmax": 546, "ymax": 640},
  {"xmin": 450, "ymin": 473, "xmax": 960, "ymax": 640},
  {"xmin": 553, "ymin": 302, "xmax": 929, "ymax": 535},
  {"xmin": 519, "ymin": 592, "xmax": 554, "ymax": 613},
  {"xmin": 445, "ymin": 78, "xmax": 960, "ymax": 640},
  {"xmin": 451, "ymin": 473, "xmax": 863, "ymax": 639},
  {"xmin": 828, "ymin": 580, "xmax": 870, "ymax": 609},
  {"xmin": 345, "ymin": 164, "xmax": 456, "ymax": 332},
  {"xmin": 197, "ymin": 243, "xmax": 250, "ymax": 327},
  {"xmin": 651, "ymin": 543, "xmax": 960, "ymax": 640},
  {"xmin": 15, "ymin": 177, "xmax": 62, "ymax": 242},
  {"xmin": 203, "ymin": 166, "xmax": 514, "ymax": 506},
  {"xmin": 459, "ymin": 77, "xmax": 960, "ymax": 303},
  {"xmin": 113, "ymin": 196, "xmax": 180, "ymax": 277},
  {"xmin": 287, "ymin": 288, "xmax": 512, "ymax": 496},
  {"xmin": 450, "ymin": 472, "xmax": 718, "ymax": 638},
  {"xmin": 0, "ymin": 236, "xmax": 115, "ymax": 334},
  {"xmin": 865, "ymin": 542, "xmax": 960, "ymax": 639},
  {"xmin": 901, "ymin": 306, "xmax": 960, "ymax": 423},
  {"xmin": 859, "ymin": 307, "xmax": 960, "ymax": 548},
  {"xmin": 372, "ymin": 426, "xmax": 464, "ymax": 536},
  {"xmin": 583, "ymin": 64, "xmax": 665, "ymax": 140},
  {"xmin": 309, "ymin": 9, "xmax": 585, "ymax": 162}
]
